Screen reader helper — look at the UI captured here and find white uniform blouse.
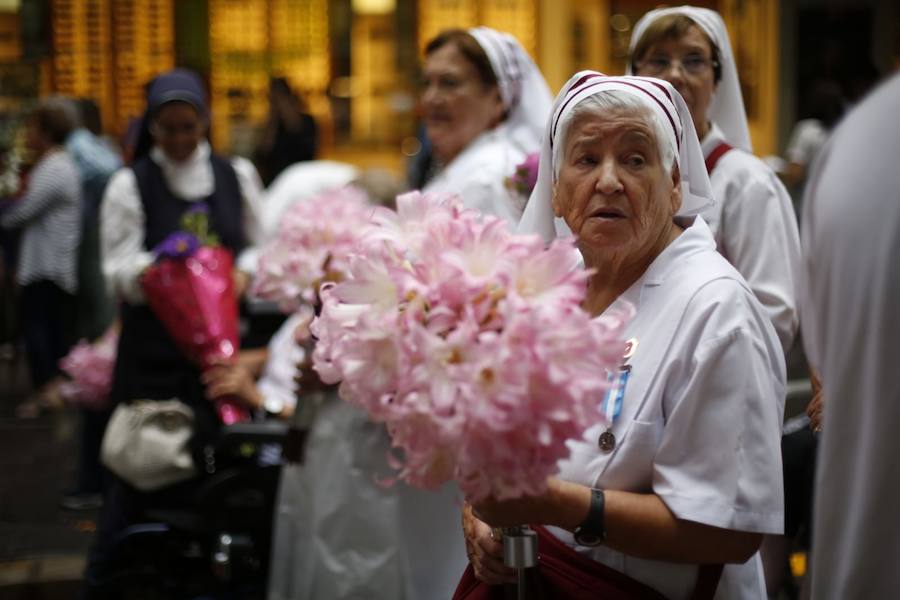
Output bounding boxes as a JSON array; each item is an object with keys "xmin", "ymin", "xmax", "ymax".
[
  {"xmin": 424, "ymin": 124, "xmax": 526, "ymax": 227},
  {"xmin": 100, "ymin": 141, "xmax": 264, "ymax": 304},
  {"xmin": 552, "ymin": 217, "xmax": 785, "ymax": 600},
  {"xmin": 699, "ymin": 124, "xmax": 801, "ymax": 353}
]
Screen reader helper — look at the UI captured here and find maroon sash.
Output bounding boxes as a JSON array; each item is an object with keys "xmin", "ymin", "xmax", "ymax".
[
  {"xmin": 453, "ymin": 525, "xmax": 723, "ymax": 600},
  {"xmin": 704, "ymin": 141, "xmax": 734, "ymax": 175}
]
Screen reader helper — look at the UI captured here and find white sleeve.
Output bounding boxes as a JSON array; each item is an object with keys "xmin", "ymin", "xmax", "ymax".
[
  {"xmin": 231, "ymin": 156, "xmax": 265, "ymax": 274},
  {"xmin": 457, "ymin": 173, "xmax": 521, "ymax": 228},
  {"xmin": 100, "ymin": 168, "xmax": 154, "ymax": 304},
  {"xmin": 719, "ymin": 164, "xmax": 801, "ymax": 352},
  {"xmin": 653, "ymin": 282, "xmax": 785, "ymax": 534}
]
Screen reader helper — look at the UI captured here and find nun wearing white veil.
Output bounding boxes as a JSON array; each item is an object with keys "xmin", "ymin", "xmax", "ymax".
[
  {"xmin": 473, "ymin": 72, "xmax": 784, "ymax": 600},
  {"xmin": 627, "ymin": 6, "xmax": 801, "ymax": 353},
  {"xmin": 420, "ymin": 27, "xmax": 552, "ymax": 225}
]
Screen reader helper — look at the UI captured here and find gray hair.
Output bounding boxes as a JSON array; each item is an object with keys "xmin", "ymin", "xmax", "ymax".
[{"xmin": 553, "ymin": 90, "xmax": 677, "ymax": 179}]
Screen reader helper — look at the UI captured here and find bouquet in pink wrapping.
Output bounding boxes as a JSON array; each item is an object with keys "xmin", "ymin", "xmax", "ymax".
[
  {"xmin": 58, "ymin": 328, "xmax": 119, "ymax": 411},
  {"xmin": 311, "ymin": 191, "xmax": 632, "ymax": 503},
  {"xmin": 142, "ymin": 203, "xmax": 249, "ymax": 425},
  {"xmin": 252, "ymin": 186, "xmax": 375, "ymax": 312}
]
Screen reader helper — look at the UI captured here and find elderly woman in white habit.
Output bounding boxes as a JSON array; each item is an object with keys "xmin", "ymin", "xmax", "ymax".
[
  {"xmin": 626, "ymin": 6, "xmax": 801, "ymax": 353},
  {"xmin": 420, "ymin": 27, "xmax": 552, "ymax": 225},
  {"xmin": 267, "ymin": 27, "xmax": 552, "ymax": 600},
  {"xmin": 460, "ymin": 73, "xmax": 785, "ymax": 600}
]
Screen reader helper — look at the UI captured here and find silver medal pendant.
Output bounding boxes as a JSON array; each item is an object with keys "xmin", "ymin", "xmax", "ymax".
[{"xmin": 599, "ymin": 429, "xmax": 616, "ymax": 452}]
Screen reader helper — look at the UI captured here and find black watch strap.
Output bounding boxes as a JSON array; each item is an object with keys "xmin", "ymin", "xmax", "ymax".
[{"xmin": 573, "ymin": 488, "xmax": 606, "ymax": 547}]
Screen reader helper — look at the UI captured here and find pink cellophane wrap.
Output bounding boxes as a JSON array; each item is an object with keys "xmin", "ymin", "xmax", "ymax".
[
  {"xmin": 310, "ymin": 191, "xmax": 633, "ymax": 503},
  {"xmin": 142, "ymin": 245, "xmax": 249, "ymax": 424},
  {"xmin": 58, "ymin": 329, "xmax": 119, "ymax": 411}
]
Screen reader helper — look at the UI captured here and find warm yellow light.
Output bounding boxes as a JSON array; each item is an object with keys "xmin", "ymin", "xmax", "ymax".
[
  {"xmin": 0, "ymin": 0, "xmax": 20, "ymax": 12},
  {"xmin": 352, "ymin": 0, "xmax": 395, "ymax": 15}
]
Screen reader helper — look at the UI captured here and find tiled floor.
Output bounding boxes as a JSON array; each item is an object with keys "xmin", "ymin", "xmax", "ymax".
[{"xmin": 0, "ymin": 354, "xmax": 94, "ymax": 592}]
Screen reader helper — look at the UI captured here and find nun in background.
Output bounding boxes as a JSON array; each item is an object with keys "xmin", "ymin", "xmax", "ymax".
[
  {"xmin": 420, "ymin": 26, "xmax": 552, "ymax": 225},
  {"xmin": 628, "ymin": 6, "xmax": 801, "ymax": 353},
  {"xmin": 269, "ymin": 29, "xmax": 552, "ymax": 600},
  {"xmin": 82, "ymin": 68, "xmax": 264, "ymax": 598}
]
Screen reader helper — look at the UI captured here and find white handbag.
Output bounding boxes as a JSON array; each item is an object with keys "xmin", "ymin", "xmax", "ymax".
[{"xmin": 100, "ymin": 399, "xmax": 198, "ymax": 491}]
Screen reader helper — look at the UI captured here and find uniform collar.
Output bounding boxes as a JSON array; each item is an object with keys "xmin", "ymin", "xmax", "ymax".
[
  {"xmin": 150, "ymin": 140, "xmax": 210, "ymax": 170},
  {"xmin": 607, "ymin": 217, "xmax": 715, "ymax": 314},
  {"xmin": 700, "ymin": 122, "xmax": 728, "ymax": 158},
  {"xmin": 148, "ymin": 140, "xmax": 214, "ymax": 200}
]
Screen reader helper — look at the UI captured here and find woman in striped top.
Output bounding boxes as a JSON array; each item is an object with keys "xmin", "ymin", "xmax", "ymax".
[{"xmin": 1, "ymin": 98, "xmax": 81, "ymax": 409}]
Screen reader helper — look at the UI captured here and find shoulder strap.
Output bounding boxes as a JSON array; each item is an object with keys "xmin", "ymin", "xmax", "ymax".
[{"xmin": 704, "ymin": 142, "xmax": 734, "ymax": 175}]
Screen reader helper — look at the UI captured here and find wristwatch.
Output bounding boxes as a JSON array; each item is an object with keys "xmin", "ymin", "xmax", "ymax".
[
  {"xmin": 264, "ymin": 395, "xmax": 285, "ymax": 418},
  {"xmin": 573, "ymin": 488, "xmax": 606, "ymax": 547}
]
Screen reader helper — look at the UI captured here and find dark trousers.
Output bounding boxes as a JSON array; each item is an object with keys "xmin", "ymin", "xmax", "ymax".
[
  {"xmin": 21, "ymin": 279, "xmax": 76, "ymax": 388},
  {"xmin": 76, "ymin": 407, "xmax": 111, "ymax": 494}
]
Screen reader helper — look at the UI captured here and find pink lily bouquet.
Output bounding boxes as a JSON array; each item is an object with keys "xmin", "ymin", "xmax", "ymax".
[
  {"xmin": 252, "ymin": 186, "xmax": 375, "ymax": 312},
  {"xmin": 311, "ymin": 191, "xmax": 630, "ymax": 503}
]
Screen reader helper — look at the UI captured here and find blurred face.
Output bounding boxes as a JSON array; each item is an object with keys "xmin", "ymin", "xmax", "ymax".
[
  {"xmin": 24, "ymin": 118, "xmax": 49, "ymax": 155},
  {"xmin": 552, "ymin": 109, "xmax": 681, "ymax": 268},
  {"xmin": 634, "ymin": 25, "xmax": 716, "ymax": 138},
  {"xmin": 421, "ymin": 42, "xmax": 505, "ymax": 164},
  {"xmin": 150, "ymin": 101, "xmax": 206, "ymax": 163}
]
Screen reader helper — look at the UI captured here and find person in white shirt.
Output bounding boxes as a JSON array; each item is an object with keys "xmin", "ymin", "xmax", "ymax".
[
  {"xmin": 627, "ymin": 6, "xmax": 800, "ymax": 353},
  {"xmin": 483, "ymin": 72, "xmax": 785, "ymax": 600},
  {"xmin": 799, "ymin": 72, "xmax": 900, "ymax": 600},
  {"xmin": 421, "ymin": 27, "xmax": 552, "ymax": 227},
  {"xmin": 782, "ymin": 79, "xmax": 845, "ymax": 204}
]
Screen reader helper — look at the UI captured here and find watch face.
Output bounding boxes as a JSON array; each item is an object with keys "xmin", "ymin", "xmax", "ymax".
[
  {"xmin": 574, "ymin": 529, "xmax": 603, "ymax": 547},
  {"xmin": 264, "ymin": 396, "xmax": 284, "ymax": 415}
]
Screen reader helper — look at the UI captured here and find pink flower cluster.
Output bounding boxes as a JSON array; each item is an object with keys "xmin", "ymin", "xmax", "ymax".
[
  {"xmin": 59, "ymin": 329, "xmax": 119, "ymax": 411},
  {"xmin": 507, "ymin": 151, "xmax": 541, "ymax": 198},
  {"xmin": 311, "ymin": 191, "xmax": 631, "ymax": 502},
  {"xmin": 252, "ymin": 186, "xmax": 376, "ymax": 312}
]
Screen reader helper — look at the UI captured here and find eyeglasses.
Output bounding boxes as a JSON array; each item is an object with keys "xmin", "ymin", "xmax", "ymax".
[{"xmin": 637, "ymin": 54, "xmax": 717, "ymax": 77}]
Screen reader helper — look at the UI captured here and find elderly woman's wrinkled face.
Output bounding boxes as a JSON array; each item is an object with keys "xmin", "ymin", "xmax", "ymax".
[
  {"xmin": 553, "ymin": 109, "xmax": 681, "ymax": 266},
  {"xmin": 151, "ymin": 101, "xmax": 207, "ymax": 163},
  {"xmin": 634, "ymin": 25, "xmax": 716, "ymax": 137},
  {"xmin": 421, "ymin": 43, "xmax": 505, "ymax": 165}
]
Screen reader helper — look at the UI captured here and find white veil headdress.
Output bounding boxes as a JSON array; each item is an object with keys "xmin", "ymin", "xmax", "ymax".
[
  {"xmin": 467, "ymin": 26, "xmax": 553, "ymax": 153},
  {"xmin": 517, "ymin": 71, "xmax": 715, "ymax": 242},
  {"xmin": 627, "ymin": 6, "xmax": 752, "ymax": 153}
]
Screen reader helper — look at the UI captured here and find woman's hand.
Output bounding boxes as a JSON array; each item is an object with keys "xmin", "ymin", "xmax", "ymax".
[
  {"xmin": 807, "ymin": 369, "xmax": 824, "ymax": 433},
  {"xmin": 471, "ymin": 493, "xmax": 546, "ymax": 529},
  {"xmin": 462, "ymin": 504, "xmax": 517, "ymax": 585},
  {"xmin": 202, "ymin": 361, "xmax": 262, "ymax": 410},
  {"xmin": 232, "ymin": 269, "xmax": 251, "ymax": 299},
  {"xmin": 470, "ymin": 479, "xmax": 592, "ymax": 531}
]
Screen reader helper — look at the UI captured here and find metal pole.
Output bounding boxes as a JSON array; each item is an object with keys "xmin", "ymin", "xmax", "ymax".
[{"xmin": 502, "ymin": 525, "xmax": 538, "ymax": 600}]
